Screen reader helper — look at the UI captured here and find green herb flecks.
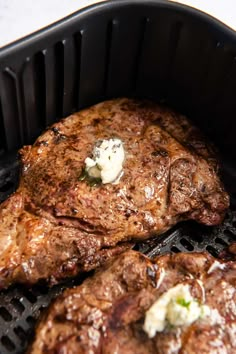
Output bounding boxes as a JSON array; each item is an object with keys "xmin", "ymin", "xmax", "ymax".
[
  {"xmin": 78, "ymin": 168, "xmax": 88, "ymax": 181},
  {"xmin": 96, "ymin": 163, "xmax": 102, "ymax": 171},
  {"xmin": 78, "ymin": 167, "xmax": 102, "ymax": 187},
  {"xmin": 176, "ymin": 298, "xmax": 191, "ymax": 308},
  {"xmin": 165, "ymin": 322, "xmax": 175, "ymax": 331}
]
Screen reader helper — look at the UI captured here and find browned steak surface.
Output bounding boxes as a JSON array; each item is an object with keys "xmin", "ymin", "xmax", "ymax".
[
  {"xmin": 29, "ymin": 250, "xmax": 236, "ymax": 354},
  {"xmin": 0, "ymin": 98, "xmax": 229, "ymax": 288}
]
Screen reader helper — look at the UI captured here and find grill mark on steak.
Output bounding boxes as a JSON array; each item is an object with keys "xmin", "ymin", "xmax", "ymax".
[
  {"xmin": 28, "ymin": 250, "xmax": 236, "ymax": 354},
  {"xmin": 0, "ymin": 98, "xmax": 229, "ymax": 289}
]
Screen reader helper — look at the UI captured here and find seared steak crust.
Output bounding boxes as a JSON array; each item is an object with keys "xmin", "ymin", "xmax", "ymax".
[
  {"xmin": 0, "ymin": 98, "xmax": 229, "ymax": 288},
  {"xmin": 29, "ymin": 250, "xmax": 236, "ymax": 354}
]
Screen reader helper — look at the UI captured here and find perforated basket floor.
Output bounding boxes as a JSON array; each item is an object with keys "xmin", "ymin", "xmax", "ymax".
[{"xmin": 0, "ymin": 153, "xmax": 235, "ymax": 354}]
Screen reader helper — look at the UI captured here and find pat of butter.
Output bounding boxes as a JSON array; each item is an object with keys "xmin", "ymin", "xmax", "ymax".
[
  {"xmin": 143, "ymin": 284, "xmax": 210, "ymax": 338},
  {"xmin": 85, "ymin": 138, "xmax": 125, "ymax": 184}
]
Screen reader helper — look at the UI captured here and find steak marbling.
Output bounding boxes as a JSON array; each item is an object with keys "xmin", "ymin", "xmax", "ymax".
[
  {"xmin": 29, "ymin": 250, "xmax": 236, "ymax": 353},
  {"xmin": 0, "ymin": 98, "xmax": 229, "ymax": 288}
]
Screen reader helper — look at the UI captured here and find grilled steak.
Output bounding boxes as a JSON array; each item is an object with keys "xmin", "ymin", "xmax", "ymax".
[
  {"xmin": 0, "ymin": 98, "xmax": 229, "ymax": 288},
  {"xmin": 29, "ymin": 250, "xmax": 236, "ymax": 353}
]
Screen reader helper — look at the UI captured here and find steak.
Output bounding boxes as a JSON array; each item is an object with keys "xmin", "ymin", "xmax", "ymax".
[
  {"xmin": 0, "ymin": 98, "xmax": 229, "ymax": 288},
  {"xmin": 28, "ymin": 250, "xmax": 236, "ymax": 353}
]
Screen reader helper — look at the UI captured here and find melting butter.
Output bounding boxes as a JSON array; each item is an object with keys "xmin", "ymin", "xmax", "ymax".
[
  {"xmin": 143, "ymin": 283, "xmax": 210, "ymax": 338},
  {"xmin": 85, "ymin": 138, "xmax": 125, "ymax": 184}
]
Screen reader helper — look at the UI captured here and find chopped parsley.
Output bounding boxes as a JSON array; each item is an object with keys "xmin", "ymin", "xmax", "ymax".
[
  {"xmin": 78, "ymin": 168, "xmax": 102, "ymax": 187},
  {"xmin": 176, "ymin": 298, "xmax": 191, "ymax": 308}
]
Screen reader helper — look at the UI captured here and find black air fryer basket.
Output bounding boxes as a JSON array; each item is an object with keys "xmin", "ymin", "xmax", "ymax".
[{"xmin": 1, "ymin": 0, "xmax": 236, "ymax": 352}]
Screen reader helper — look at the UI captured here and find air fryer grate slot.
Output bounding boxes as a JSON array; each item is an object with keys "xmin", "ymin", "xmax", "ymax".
[
  {"xmin": 10, "ymin": 299, "xmax": 25, "ymax": 315},
  {"xmin": 22, "ymin": 291, "xmax": 37, "ymax": 305},
  {"xmin": 179, "ymin": 238, "xmax": 194, "ymax": 251},
  {"xmin": 26, "ymin": 316, "xmax": 36, "ymax": 326},
  {"xmin": 215, "ymin": 237, "xmax": 228, "ymax": 246},
  {"xmin": 171, "ymin": 246, "xmax": 181, "ymax": 253},
  {"xmin": 0, "ymin": 152, "xmax": 236, "ymax": 353},
  {"xmin": 1, "ymin": 336, "xmax": 15, "ymax": 352},
  {"xmin": 0, "ymin": 308, "xmax": 13, "ymax": 322},
  {"xmin": 13, "ymin": 326, "xmax": 27, "ymax": 342},
  {"xmin": 206, "ymin": 245, "xmax": 219, "ymax": 258},
  {"xmin": 224, "ymin": 229, "xmax": 236, "ymax": 239}
]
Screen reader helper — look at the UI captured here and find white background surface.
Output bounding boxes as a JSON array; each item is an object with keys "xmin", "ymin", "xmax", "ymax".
[
  {"xmin": 0, "ymin": 0, "xmax": 103, "ymax": 48},
  {"xmin": 0, "ymin": 0, "xmax": 235, "ymax": 48}
]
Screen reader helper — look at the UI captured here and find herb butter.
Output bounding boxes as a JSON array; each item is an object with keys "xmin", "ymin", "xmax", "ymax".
[
  {"xmin": 143, "ymin": 284, "xmax": 210, "ymax": 338},
  {"xmin": 85, "ymin": 138, "xmax": 125, "ymax": 184}
]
